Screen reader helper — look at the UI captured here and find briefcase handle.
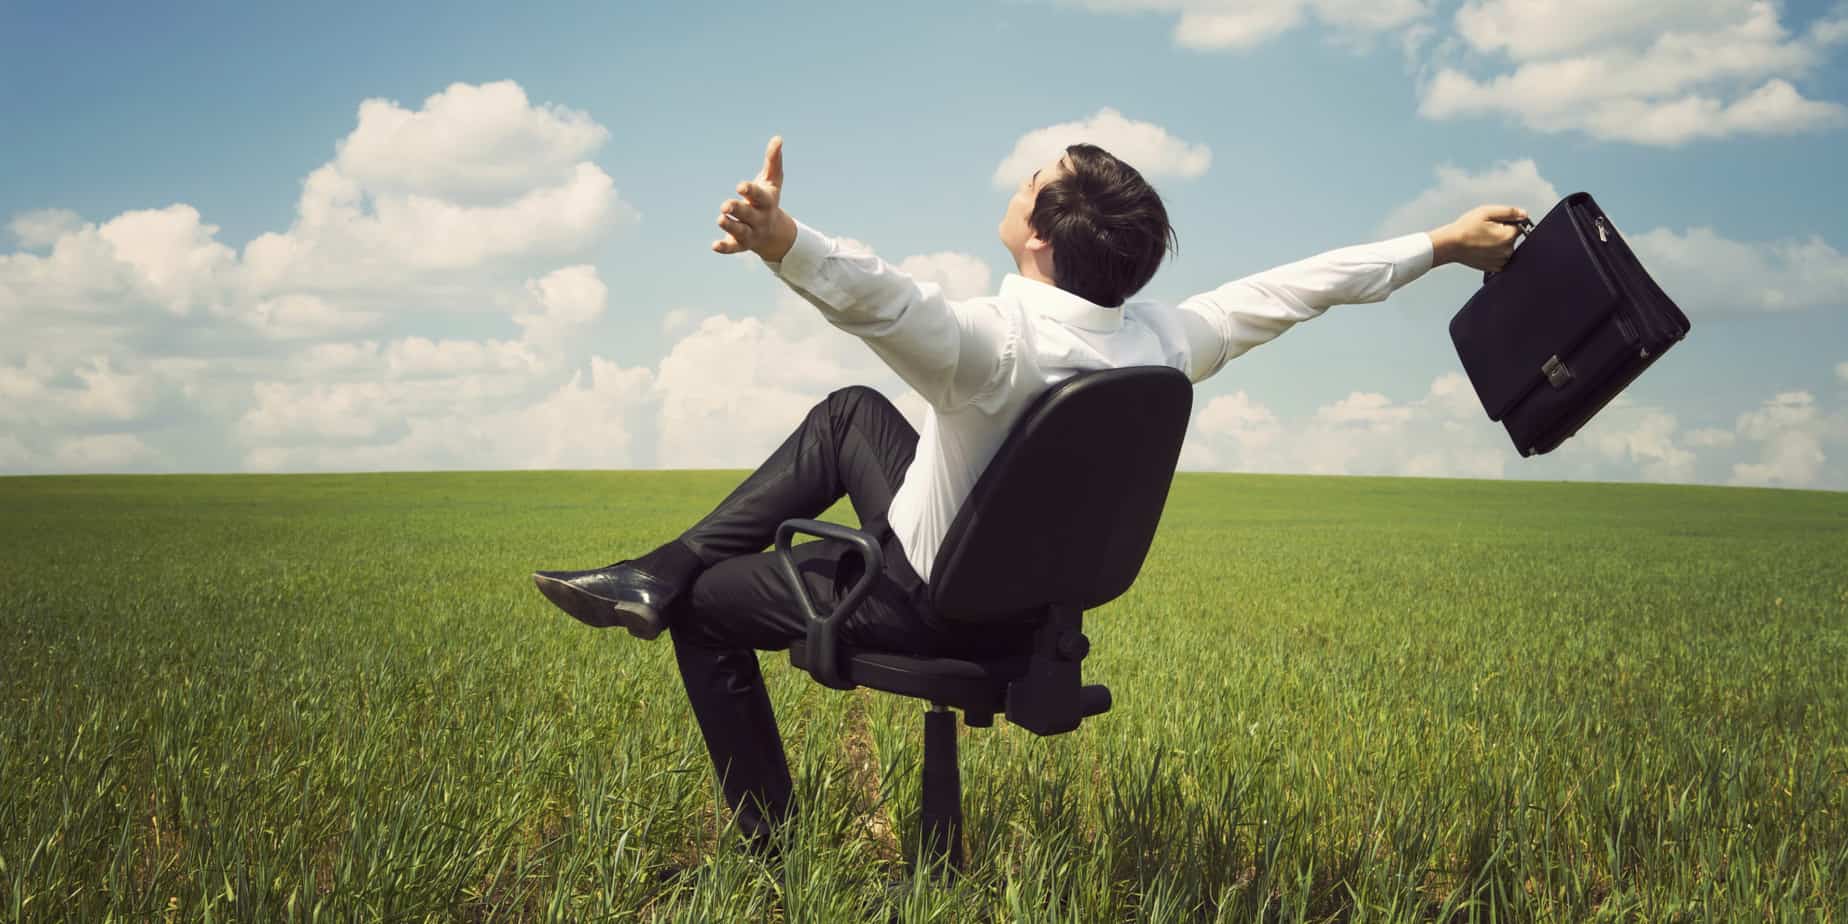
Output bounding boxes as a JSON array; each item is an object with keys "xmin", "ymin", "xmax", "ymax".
[{"xmin": 1481, "ymin": 218, "xmax": 1536, "ymax": 285}]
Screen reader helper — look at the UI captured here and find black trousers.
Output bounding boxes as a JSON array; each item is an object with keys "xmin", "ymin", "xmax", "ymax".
[{"xmin": 668, "ymin": 386, "xmax": 1023, "ymax": 844}]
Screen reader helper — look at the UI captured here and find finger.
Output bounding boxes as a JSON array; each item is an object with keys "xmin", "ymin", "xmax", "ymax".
[
  {"xmin": 1479, "ymin": 204, "xmax": 1528, "ymax": 222},
  {"xmin": 722, "ymin": 199, "xmax": 763, "ymax": 227},
  {"xmin": 738, "ymin": 182, "xmax": 770, "ymax": 208},
  {"xmin": 761, "ymin": 136, "xmax": 783, "ymax": 187},
  {"xmin": 723, "ymin": 193, "xmax": 758, "ymax": 220},
  {"xmin": 711, "ymin": 229, "xmax": 747, "ymax": 253},
  {"xmin": 717, "ymin": 213, "xmax": 759, "ymax": 247},
  {"xmin": 717, "ymin": 213, "xmax": 751, "ymax": 235}
]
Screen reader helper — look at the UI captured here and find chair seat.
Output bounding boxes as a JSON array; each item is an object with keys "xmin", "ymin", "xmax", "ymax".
[{"xmin": 787, "ymin": 640, "xmax": 1029, "ymax": 716}]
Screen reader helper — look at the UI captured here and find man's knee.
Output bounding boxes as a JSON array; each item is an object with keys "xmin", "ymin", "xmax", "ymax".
[
  {"xmin": 827, "ymin": 384, "xmax": 884, "ymax": 408},
  {"xmin": 823, "ymin": 385, "xmax": 892, "ymax": 422}
]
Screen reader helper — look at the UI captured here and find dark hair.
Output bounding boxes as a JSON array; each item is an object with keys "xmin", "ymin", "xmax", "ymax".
[{"xmin": 1029, "ymin": 143, "xmax": 1179, "ymax": 308}]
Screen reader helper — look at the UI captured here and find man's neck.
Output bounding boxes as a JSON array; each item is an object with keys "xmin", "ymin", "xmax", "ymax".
[{"xmin": 1013, "ymin": 252, "xmax": 1057, "ymax": 288}]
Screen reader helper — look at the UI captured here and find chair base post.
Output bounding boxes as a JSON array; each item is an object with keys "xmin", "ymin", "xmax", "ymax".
[{"xmin": 918, "ymin": 704, "xmax": 964, "ymax": 878}]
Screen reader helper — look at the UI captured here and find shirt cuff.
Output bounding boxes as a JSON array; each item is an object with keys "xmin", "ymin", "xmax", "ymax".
[
  {"xmin": 1386, "ymin": 231, "xmax": 1436, "ymax": 289},
  {"xmin": 762, "ymin": 218, "xmax": 831, "ymax": 284}
]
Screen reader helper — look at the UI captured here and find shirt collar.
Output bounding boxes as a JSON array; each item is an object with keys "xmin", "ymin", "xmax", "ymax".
[{"xmin": 999, "ymin": 273, "xmax": 1122, "ymax": 333}]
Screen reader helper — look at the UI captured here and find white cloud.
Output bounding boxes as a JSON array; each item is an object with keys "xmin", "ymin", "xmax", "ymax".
[
  {"xmin": 1055, "ymin": 0, "xmax": 1846, "ymax": 145},
  {"xmin": 244, "ymin": 160, "xmax": 621, "ymax": 289},
  {"xmin": 1728, "ymin": 391, "xmax": 1846, "ymax": 488},
  {"xmin": 1182, "ymin": 390, "xmax": 1281, "ymax": 468},
  {"xmin": 244, "ymin": 356, "xmax": 655, "ymax": 472},
  {"xmin": 0, "ymin": 360, "xmax": 47, "ymax": 413},
  {"xmin": 244, "ymin": 293, "xmax": 382, "ymax": 340},
  {"xmin": 290, "ymin": 341, "xmax": 384, "ymax": 379},
  {"xmin": 652, "ymin": 311, "xmax": 873, "ymax": 468},
  {"xmin": 8, "ymin": 209, "xmax": 82, "ymax": 249},
  {"xmin": 1628, "ymin": 227, "xmax": 1848, "ymax": 315},
  {"xmin": 992, "ymin": 108, "xmax": 1211, "ymax": 189},
  {"xmin": 1578, "ymin": 401, "xmax": 1697, "ymax": 482},
  {"xmin": 1, "ymin": 81, "xmax": 631, "ymax": 345},
  {"xmin": 0, "ymin": 435, "xmax": 28, "ymax": 469},
  {"xmin": 0, "ymin": 204, "xmax": 235, "ymax": 320},
  {"xmin": 240, "ymin": 81, "xmax": 629, "ymax": 294},
  {"xmin": 1178, "ymin": 372, "xmax": 1764, "ymax": 485},
  {"xmin": 505, "ymin": 357, "xmax": 654, "ymax": 469},
  {"xmin": 896, "ymin": 252, "xmax": 994, "ymax": 300},
  {"xmin": 1376, "ymin": 160, "xmax": 1559, "ymax": 236},
  {"xmin": 1065, "ymin": 0, "xmax": 1431, "ymax": 50},
  {"xmin": 512, "ymin": 264, "xmax": 607, "ymax": 346},
  {"xmin": 383, "ymin": 337, "xmax": 541, "ymax": 379},
  {"xmin": 220, "ymin": 222, "xmax": 984, "ymax": 473},
  {"xmin": 1685, "ymin": 427, "xmax": 1737, "ymax": 449},
  {"xmin": 0, "ymin": 356, "xmax": 153, "ymax": 425},
  {"xmin": 1314, "ymin": 391, "xmax": 1415, "ymax": 431},
  {"xmin": 99, "ymin": 205, "xmax": 239, "ymax": 314},
  {"xmin": 661, "ymin": 307, "xmax": 695, "ymax": 336},
  {"xmin": 0, "ymin": 81, "xmax": 642, "ymax": 475},
  {"xmin": 239, "ymin": 381, "xmax": 404, "ymax": 444},
  {"xmin": 70, "ymin": 357, "xmax": 151, "ymax": 421},
  {"xmin": 1454, "ymin": 0, "xmax": 1770, "ymax": 60},
  {"xmin": 1183, "ymin": 372, "xmax": 1512, "ymax": 479},
  {"xmin": 1731, "ymin": 430, "xmax": 1826, "ymax": 487},
  {"xmin": 1422, "ymin": 1, "xmax": 1848, "ymax": 144},
  {"xmin": 331, "ymin": 80, "xmax": 609, "ymax": 203},
  {"xmin": 1737, "ymin": 389, "xmax": 1819, "ymax": 441},
  {"xmin": 231, "ymin": 238, "xmax": 985, "ymax": 474},
  {"xmin": 53, "ymin": 434, "xmax": 157, "ymax": 471},
  {"xmin": 1837, "ymin": 361, "xmax": 1848, "ymax": 384}
]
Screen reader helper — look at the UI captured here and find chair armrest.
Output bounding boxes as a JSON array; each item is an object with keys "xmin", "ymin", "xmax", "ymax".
[{"xmin": 773, "ymin": 518, "xmax": 884, "ymax": 690}]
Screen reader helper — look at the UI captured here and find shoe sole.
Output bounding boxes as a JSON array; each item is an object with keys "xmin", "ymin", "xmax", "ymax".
[{"xmin": 531, "ymin": 573, "xmax": 667, "ymax": 640}]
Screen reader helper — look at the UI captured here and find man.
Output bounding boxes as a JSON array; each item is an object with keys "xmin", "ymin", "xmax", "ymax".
[{"xmin": 533, "ymin": 136, "xmax": 1525, "ymax": 851}]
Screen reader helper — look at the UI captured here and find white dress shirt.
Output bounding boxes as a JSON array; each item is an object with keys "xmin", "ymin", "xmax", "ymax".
[{"xmin": 766, "ymin": 219, "xmax": 1435, "ymax": 584}]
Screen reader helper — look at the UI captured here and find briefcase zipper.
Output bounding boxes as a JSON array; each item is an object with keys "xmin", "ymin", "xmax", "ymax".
[{"xmin": 1585, "ymin": 210, "xmax": 1660, "ymax": 354}]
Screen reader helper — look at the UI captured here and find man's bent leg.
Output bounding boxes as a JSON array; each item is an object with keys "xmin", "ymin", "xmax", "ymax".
[
  {"xmin": 532, "ymin": 386, "xmax": 918, "ymax": 637},
  {"xmin": 675, "ymin": 385, "xmax": 919, "ymax": 567}
]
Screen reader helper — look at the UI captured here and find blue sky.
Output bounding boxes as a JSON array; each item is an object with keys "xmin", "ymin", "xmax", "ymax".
[{"xmin": 3, "ymin": 0, "xmax": 1846, "ymax": 489}]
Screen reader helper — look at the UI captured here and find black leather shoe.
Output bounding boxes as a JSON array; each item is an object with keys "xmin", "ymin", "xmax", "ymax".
[{"xmin": 531, "ymin": 560, "xmax": 680, "ymax": 640}]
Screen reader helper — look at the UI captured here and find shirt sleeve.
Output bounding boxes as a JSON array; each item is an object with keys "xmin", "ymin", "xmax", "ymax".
[
  {"xmin": 764, "ymin": 219, "xmax": 1017, "ymax": 412},
  {"xmin": 1173, "ymin": 232, "xmax": 1435, "ymax": 384}
]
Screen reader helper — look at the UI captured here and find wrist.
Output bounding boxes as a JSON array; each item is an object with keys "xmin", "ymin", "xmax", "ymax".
[
  {"xmin": 1426, "ymin": 225, "xmax": 1456, "ymax": 267},
  {"xmin": 758, "ymin": 211, "xmax": 798, "ymax": 263}
]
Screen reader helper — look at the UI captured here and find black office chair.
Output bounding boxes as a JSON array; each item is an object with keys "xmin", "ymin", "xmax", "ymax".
[{"xmin": 772, "ymin": 365, "xmax": 1194, "ymax": 876}]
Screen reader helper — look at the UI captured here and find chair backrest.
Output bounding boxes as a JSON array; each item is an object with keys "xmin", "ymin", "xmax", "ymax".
[{"xmin": 927, "ymin": 365, "xmax": 1193, "ymax": 620}]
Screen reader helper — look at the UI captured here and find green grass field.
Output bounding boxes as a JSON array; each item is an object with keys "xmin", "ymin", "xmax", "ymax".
[{"xmin": 2, "ymin": 471, "xmax": 1844, "ymax": 922}]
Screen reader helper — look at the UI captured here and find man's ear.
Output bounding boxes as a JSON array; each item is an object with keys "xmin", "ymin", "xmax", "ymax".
[{"xmin": 1024, "ymin": 233, "xmax": 1050, "ymax": 253}]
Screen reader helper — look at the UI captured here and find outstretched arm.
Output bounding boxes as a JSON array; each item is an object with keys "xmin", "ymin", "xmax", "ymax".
[
  {"xmin": 1175, "ymin": 205, "xmax": 1528, "ymax": 383},
  {"xmin": 711, "ymin": 137, "xmax": 1014, "ymax": 413}
]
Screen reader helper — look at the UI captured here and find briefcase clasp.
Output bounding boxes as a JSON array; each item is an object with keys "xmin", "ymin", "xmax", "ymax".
[{"xmin": 1542, "ymin": 355, "xmax": 1573, "ymax": 388}]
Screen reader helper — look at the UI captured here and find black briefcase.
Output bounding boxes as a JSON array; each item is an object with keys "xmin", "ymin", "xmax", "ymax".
[{"xmin": 1449, "ymin": 192, "xmax": 1691, "ymax": 457}]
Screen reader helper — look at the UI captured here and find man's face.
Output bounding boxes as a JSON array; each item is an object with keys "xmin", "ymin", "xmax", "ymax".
[{"xmin": 997, "ymin": 152, "xmax": 1069, "ymax": 265}]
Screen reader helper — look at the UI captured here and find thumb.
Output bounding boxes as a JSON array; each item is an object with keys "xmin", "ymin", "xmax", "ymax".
[
  {"xmin": 1478, "ymin": 204, "xmax": 1528, "ymax": 222},
  {"xmin": 761, "ymin": 136, "xmax": 784, "ymax": 188}
]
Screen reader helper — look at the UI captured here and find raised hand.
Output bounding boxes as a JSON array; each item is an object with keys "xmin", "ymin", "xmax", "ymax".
[
  {"xmin": 1430, "ymin": 204, "xmax": 1530, "ymax": 273},
  {"xmin": 712, "ymin": 136, "xmax": 798, "ymax": 262}
]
